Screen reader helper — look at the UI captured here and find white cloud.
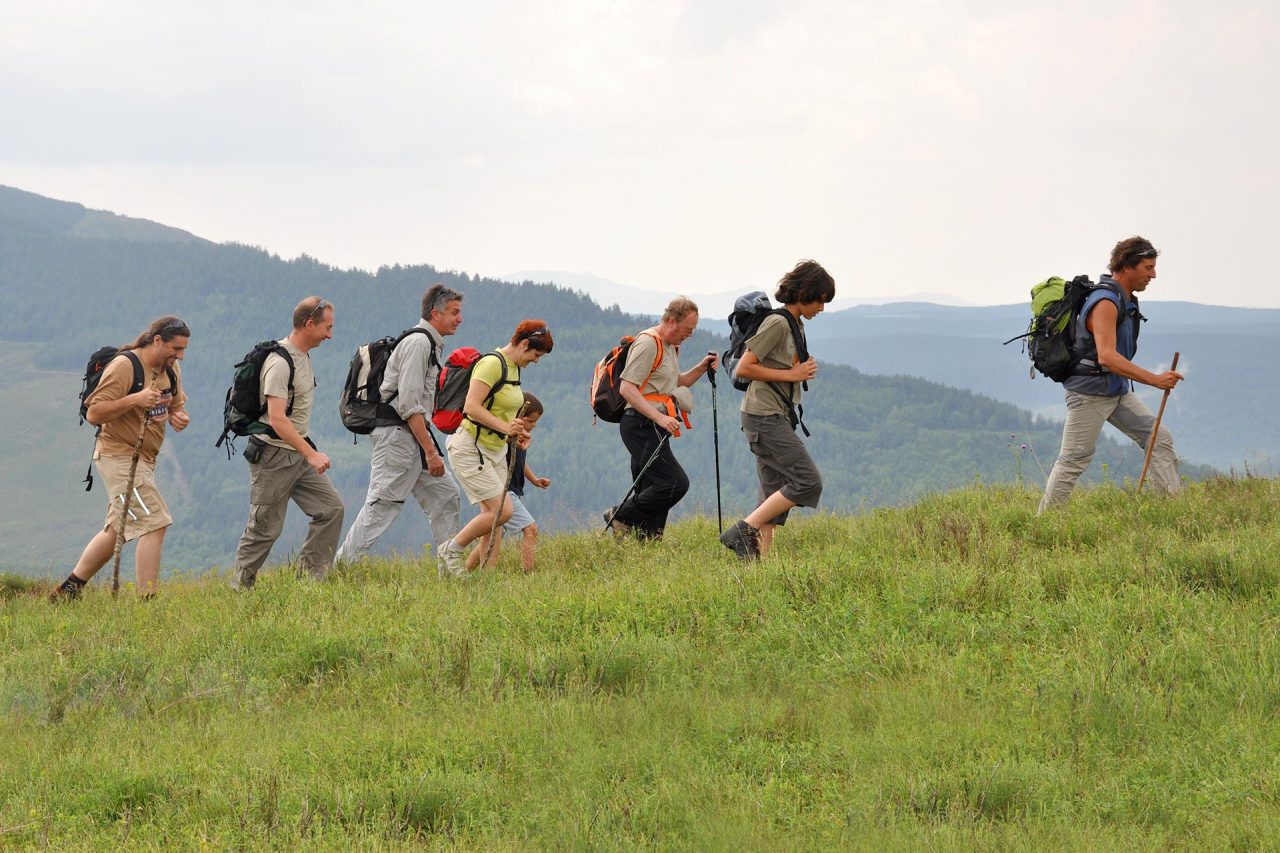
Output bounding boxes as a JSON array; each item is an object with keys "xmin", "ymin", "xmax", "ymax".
[{"xmin": 2, "ymin": 0, "xmax": 1278, "ymax": 305}]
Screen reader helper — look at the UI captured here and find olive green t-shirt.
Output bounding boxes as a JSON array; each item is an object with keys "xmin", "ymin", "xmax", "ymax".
[{"xmin": 741, "ymin": 313, "xmax": 803, "ymax": 417}]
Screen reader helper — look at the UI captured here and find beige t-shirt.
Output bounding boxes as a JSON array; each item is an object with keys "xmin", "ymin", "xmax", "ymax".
[
  {"xmin": 741, "ymin": 313, "xmax": 803, "ymax": 417},
  {"xmin": 87, "ymin": 353, "xmax": 184, "ymax": 464},
  {"xmin": 258, "ymin": 338, "xmax": 315, "ymax": 450},
  {"xmin": 619, "ymin": 330, "xmax": 679, "ymax": 413}
]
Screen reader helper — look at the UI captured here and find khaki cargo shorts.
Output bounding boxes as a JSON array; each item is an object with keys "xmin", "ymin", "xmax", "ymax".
[
  {"xmin": 96, "ymin": 454, "xmax": 172, "ymax": 542},
  {"xmin": 446, "ymin": 433, "xmax": 510, "ymax": 505}
]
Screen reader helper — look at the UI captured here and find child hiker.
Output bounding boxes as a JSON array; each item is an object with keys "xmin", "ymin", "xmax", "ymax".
[{"xmin": 466, "ymin": 392, "xmax": 550, "ymax": 572}]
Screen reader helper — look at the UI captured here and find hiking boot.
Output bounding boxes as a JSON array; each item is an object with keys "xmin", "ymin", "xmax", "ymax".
[
  {"xmin": 719, "ymin": 520, "xmax": 761, "ymax": 560},
  {"xmin": 437, "ymin": 540, "xmax": 467, "ymax": 578},
  {"xmin": 603, "ymin": 507, "xmax": 632, "ymax": 537}
]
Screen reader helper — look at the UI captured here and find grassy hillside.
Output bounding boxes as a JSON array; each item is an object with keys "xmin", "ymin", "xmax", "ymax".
[{"xmin": 3, "ymin": 478, "xmax": 1278, "ymax": 849}]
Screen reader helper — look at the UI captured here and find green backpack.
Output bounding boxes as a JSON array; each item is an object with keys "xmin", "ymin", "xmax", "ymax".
[{"xmin": 1005, "ymin": 275, "xmax": 1099, "ymax": 381}]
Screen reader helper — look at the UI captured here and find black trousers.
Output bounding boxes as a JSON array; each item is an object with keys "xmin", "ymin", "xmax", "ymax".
[{"xmin": 614, "ymin": 412, "xmax": 690, "ymax": 539}]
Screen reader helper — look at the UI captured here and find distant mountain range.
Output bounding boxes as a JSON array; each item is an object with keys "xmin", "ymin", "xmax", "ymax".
[
  {"xmin": 805, "ymin": 300, "xmax": 1280, "ymax": 471},
  {"xmin": 500, "ymin": 270, "xmax": 972, "ymax": 321}
]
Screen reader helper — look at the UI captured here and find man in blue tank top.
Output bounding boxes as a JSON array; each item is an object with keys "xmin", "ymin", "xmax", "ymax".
[{"xmin": 1039, "ymin": 236, "xmax": 1184, "ymax": 512}]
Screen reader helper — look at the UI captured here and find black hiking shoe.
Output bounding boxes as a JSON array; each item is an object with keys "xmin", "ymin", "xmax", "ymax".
[{"xmin": 719, "ymin": 520, "xmax": 761, "ymax": 560}]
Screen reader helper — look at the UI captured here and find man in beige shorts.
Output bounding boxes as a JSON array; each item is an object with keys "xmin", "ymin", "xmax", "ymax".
[
  {"xmin": 54, "ymin": 316, "xmax": 191, "ymax": 599},
  {"xmin": 231, "ymin": 297, "xmax": 345, "ymax": 588}
]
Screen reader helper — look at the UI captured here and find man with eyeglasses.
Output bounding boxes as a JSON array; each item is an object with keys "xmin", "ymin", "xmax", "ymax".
[
  {"xmin": 1039, "ymin": 236, "xmax": 1184, "ymax": 512},
  {"xmin": 336, "ymin": 284, "xmax": 464, "ymax": 568},
  {"xmin": 231, "ymin": 296, "xmax": 345, "ymax": 588},
  {"xmin": 604, "ymin": 296, "xmax": 717, "ymax": 540}
]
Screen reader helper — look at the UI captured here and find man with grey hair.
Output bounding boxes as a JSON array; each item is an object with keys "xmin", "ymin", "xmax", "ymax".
[
  {"xmin": 336, "ymin": 283, "xmax": 464, "ymax": 567},
  {"xmin": 604, "ymin": 296, "xmax": 717, "ymax": 540}
]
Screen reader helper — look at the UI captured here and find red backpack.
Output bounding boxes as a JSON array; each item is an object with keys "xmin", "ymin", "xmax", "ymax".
[{"xmin": 432, "ymin": 348, "xmax": 515, "ymax": 433}]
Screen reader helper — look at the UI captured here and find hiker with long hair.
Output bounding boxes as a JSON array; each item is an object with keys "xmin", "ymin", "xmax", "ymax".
[
  {"xmin": 721, "ymin": 260, "xmax": 834, "ymax": 560},
  {"xmin": 604, "ymin": 297, "xmax": 717, "ymax": 540},
  {"xmin": 436, "ymin": 320, "xmax": 554, "ymax": 576},
  {"xmin": 54, "ymin": 316, "xmax": 191, "ymax": 599},
  {"xmin": 1038, "ymin": 236, "xmax": 1183, "ymax": 512}
]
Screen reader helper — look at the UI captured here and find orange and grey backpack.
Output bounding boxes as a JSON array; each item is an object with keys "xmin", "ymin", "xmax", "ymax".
[{"xmin": 590, "ymin": 330, "xmax": 690, "ymax": 435}]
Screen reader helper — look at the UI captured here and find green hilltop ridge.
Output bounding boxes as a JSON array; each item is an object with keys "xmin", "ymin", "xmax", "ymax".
[
  {"xmin": 2, "ymin": 479, "xmax": 1278, "ymax": 847},
  {"xmin": 0, "ymin": 184, "xmax": 1216, "ymax": 575}
]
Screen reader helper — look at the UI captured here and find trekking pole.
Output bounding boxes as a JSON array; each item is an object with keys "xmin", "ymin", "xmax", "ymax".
[
  {"xmin": 1137, "ymin": 351, "xmax": 1180, "ymax": 494},
  {"xmin": 483, "ymin": 402, "xmax": 531, "ymax": 566},
  {"xmin": 111, "ymin": 369, "xmax": 159, "ymax": 598},
  {"xmin": 604, "ymin": 431, "xmax": 671, "ymax": 533},
  {"xmin": 705, "ymin": 351, "xmax": 723, "ymax": 534}
]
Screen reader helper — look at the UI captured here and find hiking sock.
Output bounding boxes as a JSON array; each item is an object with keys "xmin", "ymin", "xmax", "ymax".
[{"xmin": 57, "ymin": 573, "xmax": 88, "ymax": 598}]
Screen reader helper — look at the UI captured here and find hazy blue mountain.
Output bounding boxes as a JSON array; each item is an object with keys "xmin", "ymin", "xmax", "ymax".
[
  {"xmin": 807, "ymin": 300, "xmax": 1280, "ymax": 470},
  {"xmin": 500, "ymin": 270, "xmax": 963, "ymax": 321},
  {"xmin": 0, "ymin": 185, "xmax": 1216, "ymax": 576}
]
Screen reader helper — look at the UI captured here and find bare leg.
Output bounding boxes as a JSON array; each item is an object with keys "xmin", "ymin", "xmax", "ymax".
[
  {"xmin": 70, "ymin": 528, "xmax": 118, "ymax": 582},
  {"xmin": 134, "ymin": 526, "xmax": 167, "ymax": 596},
  {"xmin": 745, "ymin": 492, "xmax": 796, "ymax": 558},
  {"xmin": 520, "ymin": 524, "xmax": 538, "ymax": 572},
  {"xmin": 467, "ymin": 528, "xmax": 505, "ymax": 570}
]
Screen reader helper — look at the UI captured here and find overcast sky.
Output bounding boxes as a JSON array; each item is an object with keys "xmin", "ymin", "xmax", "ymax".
[{"xmin": 3, "ymin": 1, "xmax": 1277, "ymax": 306}]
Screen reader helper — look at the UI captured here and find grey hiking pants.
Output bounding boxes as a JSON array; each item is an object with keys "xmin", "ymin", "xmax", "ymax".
[
  {"xmin": 232, "ymin": 443, "xmax": 345, "ymax": 588},
  {"xmin": 336, "ymin": 425, "xmax": 461, "ymax": 561},
  {"xmin": 1038, "ymin": 389, "xmax": 1179, "ymax": 513}
]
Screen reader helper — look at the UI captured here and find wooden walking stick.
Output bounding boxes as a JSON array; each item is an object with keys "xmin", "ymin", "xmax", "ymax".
[
  {"xmin": 482, "ymin": 402, "xmax": 531, "ymax": 567},
  {"xmin": 1137, "ymin": 351, "xmax": 1179, "ymax": 494},
  {"xmin": 111, "ymin": 369, "xmax": 159, "ymax": 598}
]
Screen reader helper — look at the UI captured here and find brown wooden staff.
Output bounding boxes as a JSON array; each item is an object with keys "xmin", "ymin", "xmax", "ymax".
[
  {"xmin": 1137, "ymin": 351, "xmax": 1179, "ymax": 494},
  {"xmin": 111, "ymin": 369, "xmax": 159, "ymax": 598},
  {"xmin": 481, "ymin": 401, "xmax": 531, "ymax": 567}
]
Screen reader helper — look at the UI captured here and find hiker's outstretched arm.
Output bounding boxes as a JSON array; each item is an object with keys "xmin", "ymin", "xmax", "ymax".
[
  {"xmin": 1090, "ymin": 301, "xmax": 1182, "ymax": 390},
  {"xmin": 677, "ymin": 352, "xmax": 717, "ymax": 387}
]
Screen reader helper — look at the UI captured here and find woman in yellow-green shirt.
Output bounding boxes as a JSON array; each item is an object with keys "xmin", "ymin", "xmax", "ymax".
[{"xmin": 438, "ymin": 319, "xmax": 554, "ymax": 576}]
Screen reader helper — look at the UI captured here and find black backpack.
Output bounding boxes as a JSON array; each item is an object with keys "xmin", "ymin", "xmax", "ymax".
[
  {"xmin": 78, "ymin": 347, "xmax": 178, "ymax": 490},
  {"xmin": 721, "ymin": 292, "xmax": 811, "ymax": 435},
  {"xmin": 338, "ymin": 327, "xmax": 436, "ymax": 437},
  {"xmin": 214, "ymin": 341, "xmax": 295, "ymax": 456},
  {"xmin": 1005, "ymin": 276, "xmax": 1138, "ymax": 382}
]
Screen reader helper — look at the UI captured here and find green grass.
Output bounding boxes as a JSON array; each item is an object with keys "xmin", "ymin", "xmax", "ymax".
[{"xmin": 3, "ymin": 478, "xmax": 1280, "ymax": 849}]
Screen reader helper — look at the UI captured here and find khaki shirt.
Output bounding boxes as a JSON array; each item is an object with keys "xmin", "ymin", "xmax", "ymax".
[
  {"xmin": 258, "ymin": 338, "xmax": 316, "ymax": 450},
  {"xmin": 741, "ymin": 313, "xmax": 803, "ymax": 417},
  {"xmin": 619, "ymin": 330, "xmax": 679, "ymax": 413},
  {"xmin": 87, "ymin": 353, "xmax": 184, "ymax": 464}
]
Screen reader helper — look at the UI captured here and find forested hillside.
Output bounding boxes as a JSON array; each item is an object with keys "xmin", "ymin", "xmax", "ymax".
[{"xmin": 0, "ymin": 185, "xmax": 1211, "ymax": 574}]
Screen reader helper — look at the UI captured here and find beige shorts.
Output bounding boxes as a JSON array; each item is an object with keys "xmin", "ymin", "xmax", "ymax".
[
  {"xmin": 446, "ymin": 433, "xmax": 510, "ymax": 505},
  {"xmin": 96, "ymin": 454, "xmax": 172, "ymax": 542}
]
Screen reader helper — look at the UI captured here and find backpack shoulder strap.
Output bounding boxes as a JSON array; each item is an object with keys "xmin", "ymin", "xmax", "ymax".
[
  {"xmin": 262, "ymin": 343, "xmax": 297, "ymax": 415},
  {"xmin": 637, "ymin": 329, "xmax": 664, "ymax": 389},
  {"xmin": 121, "ymin": 350, "xmax": 145, "ymax": 393}
]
